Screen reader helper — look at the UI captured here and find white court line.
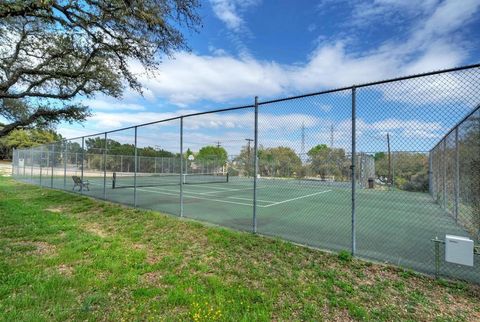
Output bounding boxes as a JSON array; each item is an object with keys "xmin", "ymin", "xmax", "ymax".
[
  {"xmin": 144, "ymin": 185, "xmax": 265, "ymax": 198},
  {"xmin": 134, "ymin": 187, "xmax": 260, "ymax": 207},
  {"xmin": 112, "ymin": 186, "xmax": 331, "ymax": 208},
  {"xmin": 262, "ymin": 190, "xmax": 332, "ymax": 208},
  {"xmin": 227, "ymin": 196, "xmax": 277, "ymax": 203},
  {"xmin": 185, "ymin": 184, "xmax": 238, "ymax": 191},
  {"xmin": 198, "ymin": 186, "xmax": 267, "ymax": 195}
]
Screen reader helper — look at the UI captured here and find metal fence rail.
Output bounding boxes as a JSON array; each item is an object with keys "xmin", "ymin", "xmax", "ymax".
[{"xmin": 11, "ymin": 64, "xmax": 480, "ymax": 283}]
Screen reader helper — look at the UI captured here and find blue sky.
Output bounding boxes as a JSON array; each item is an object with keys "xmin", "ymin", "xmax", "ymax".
[{"xmin": 56, "ymin": 0, "xmax": 480, "ymax": 155}]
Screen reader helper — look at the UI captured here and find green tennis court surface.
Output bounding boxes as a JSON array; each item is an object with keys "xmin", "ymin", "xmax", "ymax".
[{"xmin": 23, "ymin": 175, "xmax": 479, "ymax": 282}]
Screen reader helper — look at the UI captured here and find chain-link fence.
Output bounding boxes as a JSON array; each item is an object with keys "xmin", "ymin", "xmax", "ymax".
[
  {"xmin": 430, "ymin": 105, "xmax": 480, "ymax": 242},
  {"xmin": 11, "ymin": 64, "xmax": 480, "ymax": 283}
]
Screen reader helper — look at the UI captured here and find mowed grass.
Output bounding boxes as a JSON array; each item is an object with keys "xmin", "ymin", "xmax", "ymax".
[{"xmin": 0, "ymin": 176, "xmax": 479, "ymax": 321}]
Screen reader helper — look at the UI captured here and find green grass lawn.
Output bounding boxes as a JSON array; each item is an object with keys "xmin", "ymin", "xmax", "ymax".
[{"xmin": 1, "ymin": 176, "xmax": 479, "ymax": 321}]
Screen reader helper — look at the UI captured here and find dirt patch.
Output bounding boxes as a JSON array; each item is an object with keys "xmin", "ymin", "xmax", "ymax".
[
  {"xmin": 57, "ymin": 264, "xmax": 74, "ymax": 277},
  {"xmin": 45, "ymin": 206, "xmax": 68, "ymax": 213},
  {"xmin": 132, "ymin": 243, "xmax": 146, "ymax": 250},
  {"xmin": 83, "ymin": 223, "xmax": 109, "ymax": 238},
  {"xmin": 355, "ymin": 264, "xmax": 401, "ymax": 285},
  {"xmin": 34, "ymin": 241, "xmax": 56, "ymax": 255},
  {"xmin": 146, "ymin": 249, "xmax": 164, "ymax": 265},
  {"xmin": 10, "ymin": 241, "xmax": 57, "ymax": 256},
  {"xmin": 142, "ymin": 271, "xmax": 163, "ymax": 285}
]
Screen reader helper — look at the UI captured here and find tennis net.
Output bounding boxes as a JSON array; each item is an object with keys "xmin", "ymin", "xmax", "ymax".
[{"xmin": 112, "ymin": 172, "xmax": 229, "ymax": 189}]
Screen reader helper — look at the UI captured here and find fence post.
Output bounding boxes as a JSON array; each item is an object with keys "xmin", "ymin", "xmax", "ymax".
[
  {"xmin": 63, "ymin": 141, "xmax": 67, "ymax": 189},
  {"xmin": 39, "ymin": 146, "xmax": 43, "ymax": 186},
  {"xmin": 51, "ymin": 144, "xmax": 54, "ymax": 188},
  {"xmin": 454, "ymin": 127, "xmax": 460, "ymax": 222},
  {"xmin": 11, "ymin": 148, "xmax": 16, "ymax": 177},
  {"xmin": 253, "ymin": 96, "xmax": 259, "ymax": 233},
  {"xmin": 134, "ymin": 127, "xmax": 138, "ymax": 207},
  {"xmin": 442, "ymin": 139, "xmax": 446, "ymax": 209},
  {"xmin": 180, "ymin": 117, "xmax": 184, "ymax": 217},
  {"xmin": 30, "ymin": 148, "xmax": 33, "ymax": 182},
  {"xmin": 104, "ymin": 132, "xmax": 107, "ymax": 200},
  {"xmin": 351, "ymin": 87, "xmax": 357, "ymax": 256},
  {"xmin": 81, "ymin": 137, "xmax": 85, "ymax": 193},
  {"xmin": 428, "ymin": 151, "xmax": 433, "ymax": 196}
]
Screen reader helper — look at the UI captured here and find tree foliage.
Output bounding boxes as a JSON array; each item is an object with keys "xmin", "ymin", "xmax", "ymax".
[
  {"xmin": 375, "ymin": 152, "xmax": 428, "ymax": 191},
  {"xmin": 196, "ymin": 146, "xmax": 228, "ymax": 164},
  {"xmin": 258, "ymin": 146, "xmax": 302, "ymax": 177},
  {"xmin": 0, "ymin": 0, "xmax": 200, "ymax": 136},
  {"xmin": 307, "ymin": 144, "xmax": 349, "ymax": 180},
  {"xmin": 0, "ymin": 127, "xmax": 61, "ymax": 158}
]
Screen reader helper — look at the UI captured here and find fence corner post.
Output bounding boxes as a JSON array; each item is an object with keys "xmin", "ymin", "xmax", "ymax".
[{"xmin": 351, "ymin": 86, "xmax": 357, "ymax": 256}]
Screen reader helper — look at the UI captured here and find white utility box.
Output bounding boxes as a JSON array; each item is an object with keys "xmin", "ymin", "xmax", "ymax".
[{"xmin": 445, "ymin": 235, "xmax": 474, "ymax": 266}]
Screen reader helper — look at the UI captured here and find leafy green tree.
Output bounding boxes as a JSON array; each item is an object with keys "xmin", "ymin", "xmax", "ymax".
[
  {"xmin": 307, "ymin": 144, "xmax": 349, "ymax": 180},
  {"xmin": 195, "ymin": 146, "xmax": 227, "ymax": 172},
  {"xmin": 0, "ymin": 128, "xmax": 61, "ymax": 158},
  {"xmin": 258, "ymin": 146, "xmax": 302, "ymax": 178},
  {"xmin": 375, "ymin": 152, "xmax": 428, "ymax": 191},
  {"xmin": 0, "ymin": 0, "xmax": 200, "ymax": 137},
  {"xmin": 231, "ymin": 144, "xmax": 254, "ymax": 176}
]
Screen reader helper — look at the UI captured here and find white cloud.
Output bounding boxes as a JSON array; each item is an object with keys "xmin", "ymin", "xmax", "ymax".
[
  {"xmin": 136, "ymin": 53, "xmax": 287, "ymax": 104},
  {"xmin": 59, "ymin": 0, "xmax": 478, "ymax": 154},
  {"xmin": 131, "ymin": 0, "xmax": 478, "ymax": 106},
  {"xmin": 209, "ymin": 0, "xmax": 260, "ymax": 32},
  {"xmin": 350, "ymin": 0, "xmax": 439, "ymax": 27},
  {"xmin": 84, "ymin": 98, "xmax": 146, "ymax": 111}
]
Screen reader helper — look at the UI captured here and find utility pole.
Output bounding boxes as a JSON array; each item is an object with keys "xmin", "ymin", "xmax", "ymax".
[{"xmin": 216, "ymin": 141, "xmax": 221, "ymax": 148}]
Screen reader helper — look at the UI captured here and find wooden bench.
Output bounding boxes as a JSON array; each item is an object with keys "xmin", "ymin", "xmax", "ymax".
[{"xmin": 72, "ymin": 175, "xmax": 89, "ymax": 191}]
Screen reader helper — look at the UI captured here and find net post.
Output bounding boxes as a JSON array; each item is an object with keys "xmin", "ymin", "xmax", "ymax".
[
  {"xmin": 103, "ymin": 132, "xmax": 107, "ymax": 200},
  {"xmin": 63, "ymin": 140, "xmax": 67, "ymax": 189},
  {"xmin": 80, "ymin": 137, "xmax": 85, "ymax": 193},
  {"xmin": 180, "ymin": 117, "xmax": 184, "ymax": 217},
  {"xmin": 454, "ymin": 127, "xmax": 459, "ymax": 223},
  {"xmin": 134, "ymin": 126, "xmax": 138, "ymax": 208},
  {"xmin": 51, "ymin": 144, "xmax": 54, "ymax": 188},
  {"xmin": 351, "ymin": 86, "xmax": 357, "ymax": 256},
  {"xmin": 253, "ymin": 96, "xmax": 259, "ymax": 234}
]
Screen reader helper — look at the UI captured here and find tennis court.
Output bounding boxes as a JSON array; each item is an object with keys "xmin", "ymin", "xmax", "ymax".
[
  {"xmin": 11, "ymin": 65, "xmax": 480, "ymax": 284},
  {"xmin": 34, "ymin": 172, "xmax": 476, "ymax": 282}
]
